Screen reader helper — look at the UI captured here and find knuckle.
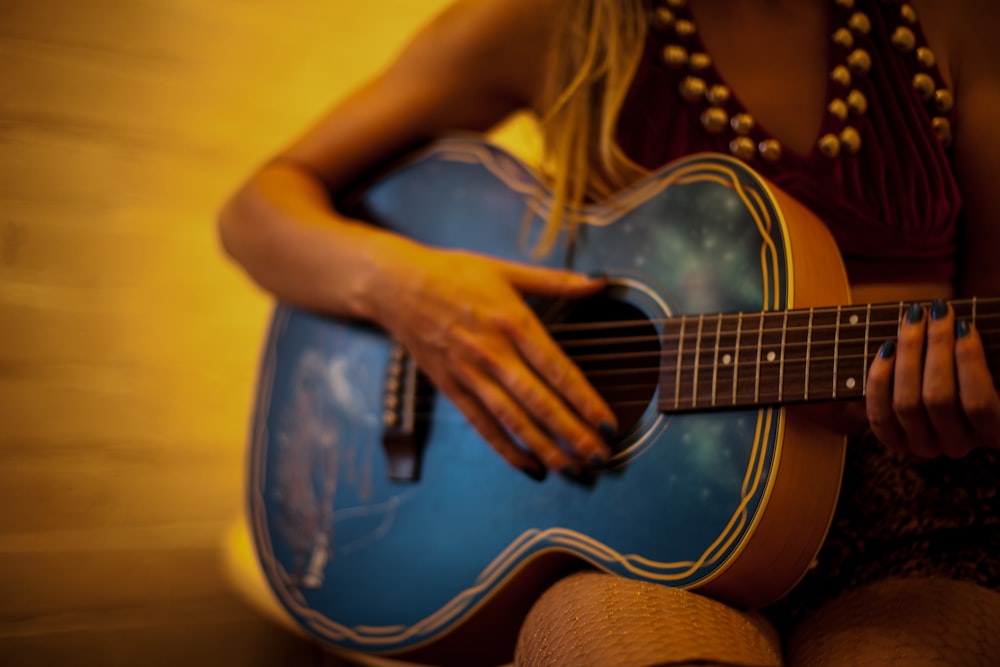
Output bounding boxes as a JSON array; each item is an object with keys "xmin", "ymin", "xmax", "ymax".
[
  {"xmin": 892, "ymin": 394, "xmax": 923, "ymax": 422},
  {"xmin": 921, "ymin": 386, "xmax": 955, "ymax": 415}
]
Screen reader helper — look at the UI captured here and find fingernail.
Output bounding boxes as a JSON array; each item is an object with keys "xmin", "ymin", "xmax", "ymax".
[
  {"xmin": 588, "ymin": 453, "xmax": 609, "ymax": 470},
  {"xmin": 906, "ymin": 302, "xmax": 924, "ymax": 324},
  {"xmin": 561, "ymin": 466, "xmax": 596, "ymax": 487},
  {"xmin": 930, "ymin": 299, "xmax": 949, "ymax": 320},
  {"xmin": 955, "ymin": 319, "xmax": 971, "ymax": 338},
  {"xmin": 599, "ymin": 421, "xmax": 617, "ymax": 441},
  {"xmin": 880, "ymin": 339, "xmax": 896, "ymax": 359},
  {"xmin": 522, "ymin": 464, "xmax": 547, "ymax": 482}
]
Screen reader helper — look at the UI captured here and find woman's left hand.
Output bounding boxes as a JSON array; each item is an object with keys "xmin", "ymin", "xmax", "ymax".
[{"xmin": 866, "ymin": 299, "xmax": 1000, "ymax": 458}]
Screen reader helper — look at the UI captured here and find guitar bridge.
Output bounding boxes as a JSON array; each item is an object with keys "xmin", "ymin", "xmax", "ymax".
[{"xmin": 381, "ymin": 342, "xmax": 431, "ymax": 482}]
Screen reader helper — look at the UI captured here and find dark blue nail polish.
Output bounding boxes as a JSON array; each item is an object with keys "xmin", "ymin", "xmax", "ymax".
[
  {"xmin": 880, "ymin": 339, "xmax": 896, "ymax": 359},
  {"xmin": 930, "ymin": 299, "xmax": 949, "ymax": 320},
  {"xmin": 906, "ymin": 302, "xmax": 924, "ymax": 324},
  {"xmin": 589, "ymin": 454, "xmax": 609, "ymax": 470},
  {"xmin": 522, "ymin": 464, "xmax": 547, "ymax": 482},
  {"xmin": 955, "ymin": 319, "xmax": 971, "ymax": 338},
  {"xmin": 599, "ymin": 421, "xmax": 617, "ymax": 440},
  {"xmin": 561, "ymin": 466, "xmax": 595, "ymax": 486}
]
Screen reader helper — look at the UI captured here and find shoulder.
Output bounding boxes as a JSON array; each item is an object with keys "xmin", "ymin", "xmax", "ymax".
[
  {"xmin": 387, "ymin": 0, "xmax": 566, "ymax": 108},
  {"xmin": 913, "ymin": 0, "xmax": 1000, "ymax": 90}
]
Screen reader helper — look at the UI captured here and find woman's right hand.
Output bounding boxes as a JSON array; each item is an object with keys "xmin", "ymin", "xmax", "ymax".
[{"xmin": 367, "ymin": 237, "xmax": 618, "ymax": 480}]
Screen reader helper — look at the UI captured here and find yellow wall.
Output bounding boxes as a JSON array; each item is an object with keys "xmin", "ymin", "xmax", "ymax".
[{"xmin": 0, "ymin": 0, "xmax": 538, "ymax": 660}]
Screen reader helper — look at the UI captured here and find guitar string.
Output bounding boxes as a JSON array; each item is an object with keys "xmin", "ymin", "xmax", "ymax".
[
  {"xmin": 379, "ymin": 305, "xmax": 1000, "ymax": 421},
  {"xmin": 396, "ymin": 341, "xmax": 1000, "ymax": 419},
  {"xmin": 543, "ymin": 299, "xmax": 1000, "ymax": 335}
]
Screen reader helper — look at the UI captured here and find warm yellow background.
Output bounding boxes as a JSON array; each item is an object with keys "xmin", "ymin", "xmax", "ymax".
[{"xmin": 0, "ymin": 0, "xmax": 537, "ymax": 663}]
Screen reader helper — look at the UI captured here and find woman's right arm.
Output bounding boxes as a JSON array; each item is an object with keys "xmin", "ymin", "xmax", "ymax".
[{"xmin": 218, "ymin": 0, "xmax": 617, "ymax": 478}]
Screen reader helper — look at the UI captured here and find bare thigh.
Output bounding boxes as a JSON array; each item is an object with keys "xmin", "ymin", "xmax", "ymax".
[
  {"xmin": 786, "ymin": 577, "xmax": 1000, "ymax": 667},
  {"xmin": 515, "ymin": 571, "xmax": 783, "ymax": 667}
]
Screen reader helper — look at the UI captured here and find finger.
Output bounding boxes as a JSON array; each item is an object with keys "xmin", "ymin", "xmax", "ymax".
[
  {"xmin": 892, "ymin": 302, "xmax": 937, "ymax": 457},
  {"xmin": 451, "ymin": 319, "xmax": 610, "ymax": 467},
  {"xmin": 498, "ymin": 303, "xmax": 617, "ymax": 454},
  {"xmin": 922, "ymin": 300, "xmax": 971, "ymax": 458},
  {"xmin": 447, "ymin": 358, "xmax": 581, "ymax": 472},
  {"xmin": 434, "ymin": 373, "xmax": 551, "ymax": 480},
  {"xmin": 494, "ymin": 258, "xmax": 609, "ymax": 298},
  {"xmin": 954, "ymin": 319, "xmax": 1000, "ymax": 446},
  {"xmin": 866, "ymin": 339, "xmax": 906, "ymax": 452}
]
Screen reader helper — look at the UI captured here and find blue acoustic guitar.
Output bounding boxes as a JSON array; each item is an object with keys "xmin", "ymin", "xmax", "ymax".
[{"xmin": 246, "ymin": 137, "xmax": 999, "ymax": 663}]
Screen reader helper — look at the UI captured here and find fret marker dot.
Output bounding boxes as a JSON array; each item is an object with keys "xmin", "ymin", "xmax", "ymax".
[
  {"xmin": 723, "ymin": 353, "xmax": 733, "ymax": 365},
  {"xmin": 846, "ymin": 377, "xmax": 857, "ymax": 389},
  {"xmin": 849, "ymin": 314, "xmax": 859, "ymax": 325},
  {"xmin": 767, "ymin": 351, "xmax": 777, "ymax": 362}
]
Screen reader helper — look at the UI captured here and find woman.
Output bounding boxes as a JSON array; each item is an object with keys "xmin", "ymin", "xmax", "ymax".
[{"xmin": 219, "ymin": 0, "xmax": 1000, "ymax": 664}]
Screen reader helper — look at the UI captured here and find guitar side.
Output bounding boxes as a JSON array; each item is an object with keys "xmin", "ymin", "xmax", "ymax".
[{"xmin": 246, "ymin": 138, "xmax": 849, "ymax": 659}]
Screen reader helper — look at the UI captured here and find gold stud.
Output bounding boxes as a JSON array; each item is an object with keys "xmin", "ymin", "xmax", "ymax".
[
  {"xmin": 831, "ymin": 65, "xmax": 852, "ymax": 87},
  {"xmin": 934, "ymin": 89, "xmax": 954, "ymax": 113},
  {"xmin": 651, "ymin": 7, "xmax": 675, "ymax": 30},
  {"xmin": 828, "ymin": 98, "xmax": 849, "ymax": 121},
  {"xmin": 730, "ymin": 136, "xmax": 757, "ymax": 160},
  {"xmin": 706, "ymin": 84, "xmax": 731, "ymax": 106},
  {"xmin": 847, "ymin": 48, "xmax": 872, "ymax": 74},
  {"xmin": 892, "ymin": 26, "xmax": 916, "ymax": 53},
  {"xmin": 913, "ymin": 72, "xmax": 935, "ymax": 100},
  {"xmin": 759, "ymin": 139, "xmax": 783, "ymax": 162},
  {"xmin": 835, "ymin": 0, "xmax": 855, "ymax": 8},
  {"xmin": 840, "ymin": 126, "xmax": 862, "ymax": 154},
  {"xmin": 932, "ymin": 117, "xmax": 952, "ymax": 147},
  {"xmin": 900, "ymin": 3, "xmax": 917, "ymax": 25},
  {"xmin": 818, "ymin": 133, "xmax": 842, "ymax": 158},
  {"xmin": 847, "ymin": 89, "xmax": 868, "ymax": 115},
  {"xmin": 849, "ymin": 12, "xmax": 871, "ymax": 36},
  {"xmin": 666, "ymin": 0, "xmax": 687, "ymax": 8},
  {"xmin": 833, "ymin": 27, "xmax": 855, "ymax": 50},
  {"xmin": 689, "ymin": 52, "xmax": 712, "ymax": 71},
  {"xmin": 662, "ymin": 45, "xmax": 689, "ymax": 69},
  {"xmin": 915, "ymin": 46, "xmax": 936, "ymax": 69},
  {"xmin": 674, "ymin": 19, "xmax": 697, "ymax": 38},
  {"xmin": 731, "ymin": 113, "xmax": 756, "ymax": 135},
  {"xmin": 679, "ymin": 76, "xmax": 707, "ymax": 103},
  {"xmin": 701, "ymin": 107, "xmax": 729, "ymax": 134}
]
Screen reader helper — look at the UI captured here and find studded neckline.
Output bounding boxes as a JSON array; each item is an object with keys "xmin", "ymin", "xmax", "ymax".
[{"xmin": 648, "ymin": 0, "xmax": 954, "ymax": 165}]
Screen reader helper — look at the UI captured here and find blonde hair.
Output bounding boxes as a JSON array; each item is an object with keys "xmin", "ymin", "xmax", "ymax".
[{"xmin": 535, "ymin": 0, "xmax": 650, "ymax": 256}]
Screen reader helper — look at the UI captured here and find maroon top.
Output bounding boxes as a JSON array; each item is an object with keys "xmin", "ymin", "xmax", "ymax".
[{"xmin": 616, "ymin": 0, "xmax": 960, "ymax": 286}]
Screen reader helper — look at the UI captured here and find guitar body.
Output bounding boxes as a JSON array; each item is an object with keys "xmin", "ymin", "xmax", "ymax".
[{"xmin": 247, "ymin": 138, "xmax": 849, "ymax": 661}]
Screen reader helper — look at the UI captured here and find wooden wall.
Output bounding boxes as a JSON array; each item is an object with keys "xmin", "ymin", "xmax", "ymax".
[{"xmin": 0, "ymin": 0, "xmax": 533, "ymax": 663}]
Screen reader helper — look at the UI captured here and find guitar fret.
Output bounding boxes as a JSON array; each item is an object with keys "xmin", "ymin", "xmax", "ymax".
[
  {"xmin": 692, "ymin": 314, "xmax": 705, "ymax": 407},
  {"xmin": 711, "ymin": 315, "xmax": 723, "ymax": 407},
  {"xmin": 804, "ymin": 308, "xmax": 814, "ymax": 401},
  {"xmin": 862, "ymin": 304, "xmax": 871, "ymax": 392},
  {"xmin": 732, "ymin": 312, "xmax": 743, "ymax": 406},
  {"xmin": 781, "ymin": 309, "xmax": 810, "ymax": 403},
  {"xmin": 778, "ymin": 311, "xmax": 789, "ymax": 403},
  {"xmin": 832, "ymin": 306, "xmax": 842, "ymax": 399},
  {"xmin": 673, "ymin": 316, "xmax": 686, "ymax": 410},
  {"xmin": 754, "ymin": 313, "xmax": 764, "ymax": 404}
]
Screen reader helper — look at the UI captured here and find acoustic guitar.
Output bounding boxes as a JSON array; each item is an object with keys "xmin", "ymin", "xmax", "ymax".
[{"xmin": 245, "ymin": 137, "xmax": 999, "ymax": 661}]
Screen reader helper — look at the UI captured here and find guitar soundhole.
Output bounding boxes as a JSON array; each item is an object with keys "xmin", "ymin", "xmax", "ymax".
[{"xmin": 542, "ymin": 295, "xmax": 661, "ymax": 439}]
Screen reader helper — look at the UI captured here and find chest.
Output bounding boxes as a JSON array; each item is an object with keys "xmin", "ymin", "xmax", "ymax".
[{"xmin": 689, "ymin": 2, "xmax": 831, "ymax": 156}]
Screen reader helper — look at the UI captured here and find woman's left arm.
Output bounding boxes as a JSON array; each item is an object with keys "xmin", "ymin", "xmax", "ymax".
[{"xmin": 866, "ymin": 2, "xmax": 1000, "ymax": 457}]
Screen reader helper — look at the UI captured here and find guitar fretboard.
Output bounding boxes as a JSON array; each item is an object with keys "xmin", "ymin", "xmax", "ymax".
[{"xmin": 656, "ymin": 298, "xmax": 1000, "ymax": 412}]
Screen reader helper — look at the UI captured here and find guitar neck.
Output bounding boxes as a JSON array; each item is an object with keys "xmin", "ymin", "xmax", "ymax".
[{"xmin": 656, "ymin": 297, "xmax": 1000, "ymax": 412}]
